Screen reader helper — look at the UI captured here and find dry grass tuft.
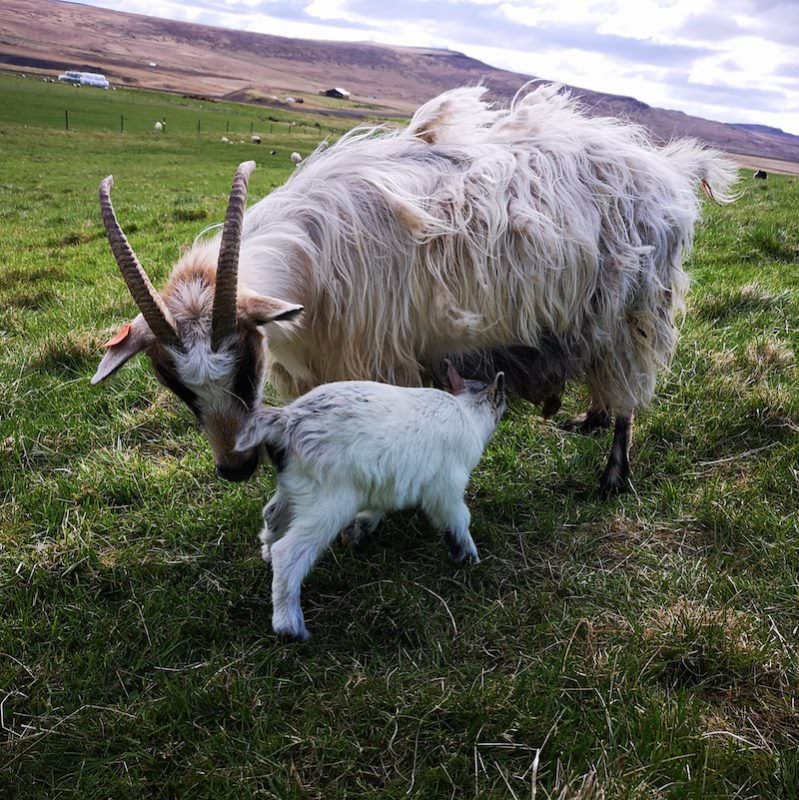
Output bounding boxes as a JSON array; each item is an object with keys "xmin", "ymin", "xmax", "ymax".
[
  {"xmin": 639, "ymin": 600, "xmax": 793, "ymax": 700},
  {"xmin": 744, "ymin": 337, "xmax": 795, "ymax": 380},
  {"xmin": 642, "ymin": 600, "xmax": 755, "ymax": 653},
  {"xmin": 738, "ymin": 281, "xmax": 781, "ymax": 305},
  {"xmin": 33, "ymin": 332, "xmax": 101, "ymax": 375}
]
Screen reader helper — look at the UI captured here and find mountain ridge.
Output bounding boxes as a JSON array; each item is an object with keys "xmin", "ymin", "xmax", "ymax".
[{"xmin": 2, "ymin": 0, "xmax": 798, "ymax": 164}]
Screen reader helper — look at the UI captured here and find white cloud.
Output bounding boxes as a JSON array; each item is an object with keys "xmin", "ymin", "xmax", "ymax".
[{"xmin": 78, "ymin": 0, "xmax": 799, "ymax": 133}]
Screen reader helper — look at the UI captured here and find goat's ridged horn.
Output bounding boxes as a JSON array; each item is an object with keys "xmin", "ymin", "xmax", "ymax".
[
  {"xmin": 99, "ymin": 175, "xmax": 180, "ymax": 345},
  {"xmin": 212, "ymin": 160, "xmax": 256, "ymax": 351}
]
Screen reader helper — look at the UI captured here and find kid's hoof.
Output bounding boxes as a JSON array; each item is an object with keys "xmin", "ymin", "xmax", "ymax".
[
  {"xmin": 274, "ymin": 626, "xmax": 310, "ymax": 643},
  {"xmin": 443, "ymin": 530, "xmax": 480, "ymax": 565},
  {"xmin": 340, "ymin": 519, "xmax": 369, "ymax": 548},
  {"xmin": 452, "ymin": 551, "xmax": 480, "ymax": 566}
]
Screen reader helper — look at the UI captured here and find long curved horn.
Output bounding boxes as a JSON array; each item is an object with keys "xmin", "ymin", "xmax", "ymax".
[
  {"xmin": 99, "ymin": 176, "xmax": 180, "ymax": 345},
  {"xmin": 211, "ymin": 161, "xmax": 256, "ymax": 351}
]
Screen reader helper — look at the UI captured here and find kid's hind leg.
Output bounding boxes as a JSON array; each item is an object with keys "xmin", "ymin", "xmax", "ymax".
[
  {"xmin": 259, "ymin": 489, "xmax": 292, "ymax": 563},
  {"xmin": 423, "ymin": 487, "xmax": 479, "ymax": 566},
  {"xmin": 269, "ymin": 490, "xmax": 360, "ymax": 642}
]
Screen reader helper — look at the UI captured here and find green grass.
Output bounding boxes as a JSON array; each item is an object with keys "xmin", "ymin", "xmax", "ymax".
[
  {"xmin": 0, "ymin": 72, "xmax": 355, "ymax": 137},
  {"xmin": 2, "ymin": 75, "xmax": 799, "ymax": 799}
]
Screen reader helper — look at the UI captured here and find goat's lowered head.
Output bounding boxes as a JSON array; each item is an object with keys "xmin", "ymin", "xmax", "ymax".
[{"xmin": 92, "ymin": 161, "xmax": 303, "ymax": 482}]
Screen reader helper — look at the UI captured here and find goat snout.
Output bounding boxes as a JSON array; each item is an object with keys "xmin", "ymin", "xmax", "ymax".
[{"xmin": 216, "ymin": 449, "xmax": 260, "ymax": 482}]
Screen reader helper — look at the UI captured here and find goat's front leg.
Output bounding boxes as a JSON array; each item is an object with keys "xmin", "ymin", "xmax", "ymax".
[
  {"xmin": 599, "ymin": 414, "xmax": 633, "ymax": 496},
  {"xmin": 270, "ymin": 492, "xmax": 359, "ymax": 641},
  {"xmin": 340, "ymin": 510, "xmax": 384, "ymax": 548},
  {"xmin": 259, "ymin": 489, "xmax": 292, "ymax": 563}
]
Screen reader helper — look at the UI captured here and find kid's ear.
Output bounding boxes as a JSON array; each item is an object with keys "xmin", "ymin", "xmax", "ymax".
[
  {"xmin": 492, "ymin": 372, "xmax": 506, "ymax": 403},
  {"xmin": 91, "ymin": 315, "xmax": 154, "ymax": 384},
  {"xmin": 234, "ymin": 412, "xmax": 266, "ymax": 452},
  {"xmin": 239, "ymin": 292, "xmax": 303, "ymax": 326},
  {"xmin": 441, "ymin": 358, "xmax": 465, "ymax": 395}
]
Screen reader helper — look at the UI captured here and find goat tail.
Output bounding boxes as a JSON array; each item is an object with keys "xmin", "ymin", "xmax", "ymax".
[
  {"xmin": 235, "ymin": 407, "xmax": 288, "ymax": 454},
  {"xmin": 662, "ymin": 139, "xmax": 740, "ymax": 204}
]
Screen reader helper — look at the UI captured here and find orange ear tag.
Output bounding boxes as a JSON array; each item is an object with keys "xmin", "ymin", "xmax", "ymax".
[{"xmin": 103, "ymin": 323, "xmax": 132, "ymax": 348}]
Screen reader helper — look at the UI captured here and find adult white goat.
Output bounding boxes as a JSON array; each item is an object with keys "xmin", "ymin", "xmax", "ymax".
[{"xmin": 93, "ymin": 84, "xmax": 737, "ymax": 490}]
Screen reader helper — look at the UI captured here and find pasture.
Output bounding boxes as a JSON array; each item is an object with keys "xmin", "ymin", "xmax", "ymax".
[{"xmin": 2, "ymin": 75, "xmax": 799, "ymax": 798}]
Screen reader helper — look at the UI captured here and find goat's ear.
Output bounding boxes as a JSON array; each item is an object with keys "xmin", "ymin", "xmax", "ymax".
[
  {"xmin": 91, "ymin": 315, "xmax": 154, "ymax": 384},
  {"xmin": 239, "ymin": 292, "xmax": 303, "ymax": 327},
  {"xmin": 441, "ymin": 358, "xmax": 466, "ymax": 395}
]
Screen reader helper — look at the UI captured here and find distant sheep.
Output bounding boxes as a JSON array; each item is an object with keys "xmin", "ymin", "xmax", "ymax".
[
  {"xmin": 754, "ymin": 169, "xmax": 767, "ymax": 179},
  {"xmin": 234, "ymin": 361, "xmax": 506, "ymax": 640},
  {"xmin": 94, "ymin": 84, "xmax": 737, "ymax": 495},
  {"xmin": 153, "ymin": 121, "xmax": 163, "ymax": 132},
  {"xmin": 290, "ymin": 151, "xmax": 302, "ymax": 165},
  {"xmin": 251, "ymin": 135, "xmax": 262, "ymax": 144}
]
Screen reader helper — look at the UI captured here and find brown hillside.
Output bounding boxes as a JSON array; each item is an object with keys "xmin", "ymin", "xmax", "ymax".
[{"xmin": 2, "ymin": 0, "xmax": 798, "ymax": 165}]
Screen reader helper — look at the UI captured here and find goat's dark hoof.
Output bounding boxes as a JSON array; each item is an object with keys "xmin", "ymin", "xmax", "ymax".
[
  {"xmin": 562, "ymin": 409, "xmax": 611, "ymax": 435},
  {"xmin": 541, "ymin": 394, "xmax": 562, "ymax": 418},
  {"xmin": 443, "ymin": 530, "xmax": 480, "ymax": 565},
  {"xmin": 599, "ymin": 465, "xmax": 630, "ymax": 498},
  {"xmin": 452, "ymin": 551, "xmax": 480, "ymax": 566}
]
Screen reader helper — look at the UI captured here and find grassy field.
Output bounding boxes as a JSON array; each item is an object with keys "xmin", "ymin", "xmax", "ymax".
[
  {"xmin": 1, "ymin": 75, "xmax": 799, "ymax": 799},
  {"xmin": 0, "ymin": 72, "xmax": 355, "ymax": 137}
]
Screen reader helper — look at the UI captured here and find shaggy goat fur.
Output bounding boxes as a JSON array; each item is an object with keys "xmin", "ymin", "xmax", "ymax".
[
  {"xmin": 237, "ymin": 86, "xmax": 736, "ymax": 409},
  {"xmin": 95, "ymin": 83, "xmax": 737, "ymax": 490},
  {"xmin": 234, "ymin": 365, "xmax": 506, "ymax": 641}
]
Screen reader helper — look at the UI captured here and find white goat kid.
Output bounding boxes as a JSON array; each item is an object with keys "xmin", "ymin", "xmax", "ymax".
[{"xmin": 234, "ymin": 362, "xmax": 506, "ymax": 641}]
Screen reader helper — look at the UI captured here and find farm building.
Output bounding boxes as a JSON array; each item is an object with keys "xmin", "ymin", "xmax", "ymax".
[{"xmin": 323, "ymin": 87, "xmax": 350, "ymax": 99}]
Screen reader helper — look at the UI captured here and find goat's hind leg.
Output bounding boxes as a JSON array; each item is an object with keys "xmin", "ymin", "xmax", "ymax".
[
  {"xmin": 269, "ymin": 491, "xmax": 359, "ymax": 642},
  {"xmin": 259, "ymin": 489, "xmax": 292, "ymax": 563},
  {"xmin": 561, "ymin": 404, "xmax": 612, "ymax": 434},
  {"xmin": 340, "ymin": 510, "xmax": 384, "ymax": 548},
  {"xmin": 599, "ymin": 414, "xmax": 633, "ymax": 497}
]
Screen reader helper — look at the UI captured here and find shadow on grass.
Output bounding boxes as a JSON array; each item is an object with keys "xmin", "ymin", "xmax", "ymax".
[
  {"xmin": 693, "ymin": 282, "xmax": 789, "ymax": 323},
  {"xmin": 34, "ymin": 336, "xmax": 97, "ymax": 376},
  {"xmin": 2, "ymin": 265, "xmax": 66, "ymax": 287},
  {"xmin": 744, "ymin": 222, "xmax": 799, "ymax": 263},
  {"xmin": 1, "ymin": 287, "xmax": 56, "ymax": 310}
]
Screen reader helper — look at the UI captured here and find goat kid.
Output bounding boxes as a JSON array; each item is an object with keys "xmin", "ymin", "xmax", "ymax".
[{"xmin": 234, "ymin": 362, "xmax": 506, "ymax": 641}]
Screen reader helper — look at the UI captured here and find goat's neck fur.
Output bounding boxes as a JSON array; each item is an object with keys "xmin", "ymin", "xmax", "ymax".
[{"xmin": 157, "ymin": 237, "xmax": 299, "ymax": 389}]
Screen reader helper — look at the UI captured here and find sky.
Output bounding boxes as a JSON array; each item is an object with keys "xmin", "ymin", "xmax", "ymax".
[{"xmin": 79, "ymin": 0, "xmax": 799, "ymax": 134}]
